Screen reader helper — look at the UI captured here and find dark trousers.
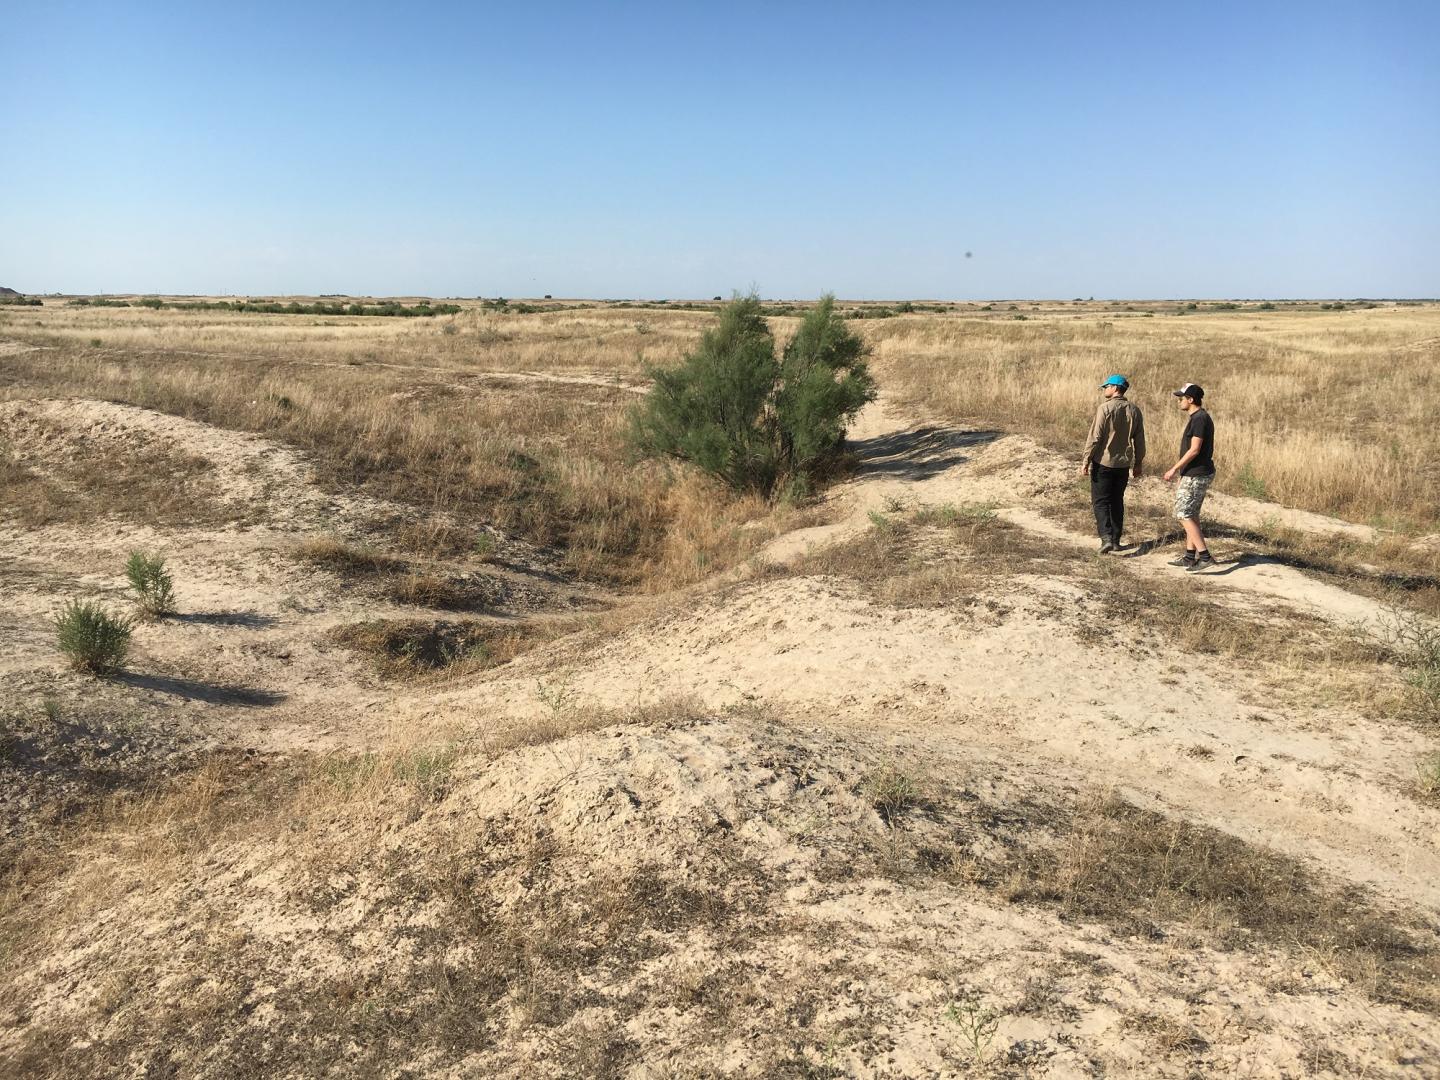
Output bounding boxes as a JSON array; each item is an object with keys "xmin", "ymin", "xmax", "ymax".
[{"xmin": 1090, "ymin": 464, "xmax": 1129, "ymax": 543}]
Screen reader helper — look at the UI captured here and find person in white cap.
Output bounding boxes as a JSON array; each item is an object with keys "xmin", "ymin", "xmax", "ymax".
[{"xmin": 1162, "ymin": 383, "xmax": 1216, "ymax": 570}]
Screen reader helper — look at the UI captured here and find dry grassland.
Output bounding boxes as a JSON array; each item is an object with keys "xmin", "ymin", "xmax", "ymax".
[
  {"xmin": 868, "ymin": 305, "xmax": 1440, "ymax": 532},
  {"xmin": 0, "ymin": 300, "xmax": 782, "ymax": 586},
  {"xmin": 3, "ymin": 297, "xmax": 1440, "ymax": 1077}
]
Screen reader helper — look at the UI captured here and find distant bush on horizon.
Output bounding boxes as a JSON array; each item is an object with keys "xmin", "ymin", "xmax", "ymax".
[{"xmin": 66, "ymin": 297, "xmax": 461, "ymax": 317}]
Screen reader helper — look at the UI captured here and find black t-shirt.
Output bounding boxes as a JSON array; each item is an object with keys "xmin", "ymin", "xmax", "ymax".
[{"xmin": 1179, "ymin": 408, "xmax": 1216, "ymax": 476}]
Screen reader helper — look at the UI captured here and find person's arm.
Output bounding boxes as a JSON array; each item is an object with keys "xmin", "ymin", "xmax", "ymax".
[
  {"xmin": 1163, "ymin": 436, "xmax": 1205, "ymax": 482},
  {"xmin": 1132, "ymin": 409, "xmax": 1146, "ymax": 477},
  {"xmin": 1079, "ymin": 406, "xmax": 1106, "ymax": 475}
]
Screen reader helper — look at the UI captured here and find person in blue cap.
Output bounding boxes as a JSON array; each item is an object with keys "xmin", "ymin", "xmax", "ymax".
[{"xmin": 1080, "ymin": 375, "xmax": 1146, "ymax": 553}]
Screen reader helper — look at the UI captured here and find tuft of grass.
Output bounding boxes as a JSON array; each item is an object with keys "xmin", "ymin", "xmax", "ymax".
[
  {"xmin": 319, "ymin": 744, "xmax": 459, "ymax": 802},
  {"xmin": 54, "ymin": 601, "xmax": 134, "ymax": 675},
  {"xmin": 865, "ymin": 764, "xmax": 923, "ymax": 825},
  {"xmin": 299, "ymin": 536, "xmax": 504, "ymax": 610},
  {"xmin": 383, "ymin": 570, "xmax": 501, "ymax": 611},
  {"xmin": 912, "ymin": 501, "xmax": 997, "ymax": 527},
  {"xmin": 125, "ymin": 550, "xmax": 176, "ymax": 619},
  {"xmin": 1417, "ymin": 753, "xmax": 1440, "ymax": 803},
  {"xmin": 296, "ymin": 535, "xmax": 405, "ymax": 575}
]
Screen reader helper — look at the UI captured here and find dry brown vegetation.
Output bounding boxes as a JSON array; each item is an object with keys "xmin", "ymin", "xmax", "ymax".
[
  {"xmin": 329, "ymin": 617, "xmax": 553, "ymax": 681},
  {"xmin": 3, "ymin": 298, "xmax": 1439, "ymax": 1076},
  {"xmin": 0, "ymin": 302, "xmax": 787, "ymax": 586},
  {"xmin": 871, "ymin": 305, "xmax": 1440, "ymax": 532}
]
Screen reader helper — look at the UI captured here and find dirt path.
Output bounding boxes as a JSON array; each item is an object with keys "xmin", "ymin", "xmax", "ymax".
[{"xmin": 764, "ymin": 398, "xmax": 1390, "ymax": 628}]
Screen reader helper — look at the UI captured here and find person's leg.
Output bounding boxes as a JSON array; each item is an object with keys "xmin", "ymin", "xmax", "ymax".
[
  {"xmin": 1180, "ymin": 516, "xmax": 1206, "ymax": 552},
  {"xmin": 1170, "ymin": 477, "xmax": 1197, "ymax": 564},
  {"xmin": 1111, "ymin": 468, "xmax": 1129, "ymax": 545},
  {"xmin": 1090, "ymin": 468, "xmax": 1112, "ymax": 541},
  {"xmin": 1179, "ymin": 476, "xmax": 1213, "ymax": 567}
]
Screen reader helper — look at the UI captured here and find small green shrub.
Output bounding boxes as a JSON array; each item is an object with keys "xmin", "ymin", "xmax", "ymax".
[
  {"xmin": 126, "ymin": 550, "xmax": 176, "ymax": 618},
  {"xmin": 55, "ymin": 601, "xmax": 134, "ymax": 674},
  {"xmin": 629, "ymin": 293, "xmax": 876, "ymax": 495},
  {"xmin": 1237, "ymin": 464, "xmax": 1269, "ymax": 500}
]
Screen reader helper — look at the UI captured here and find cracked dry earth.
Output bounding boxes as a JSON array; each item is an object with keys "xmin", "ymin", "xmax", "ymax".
[{"xmin": 2, "ymin": 393, "xmax": 1438, "ymax": 1078}]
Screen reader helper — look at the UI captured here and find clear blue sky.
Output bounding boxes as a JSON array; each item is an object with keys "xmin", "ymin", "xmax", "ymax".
[{"xmin": 3, "ymin": 0, "xmax": 1436, "ymax": 299}]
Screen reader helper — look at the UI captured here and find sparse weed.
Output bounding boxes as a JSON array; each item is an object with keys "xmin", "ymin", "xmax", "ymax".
[
  {"xmin": 536, "ymin": 676, "xmax": 581, "ymax": 715},
  {"xmin": 55, "ymin": 600, "xmax": 134, "ymax": 675},
  {"xmin": 912, "ymin": 501, "xmax": 998, "ymax": 528},
  {"xmin": 41, "ymin": 696, "xmax": 62, "ymax": 722},
  {"xmin": 945, "ymin": 990, "xmax": 1001, "ymax": 1064},
  {"xmin": 125, "ymin": 550, "xmax": 176, "ymax": 618},
  {"xmin": 1237, "ymin": 463, "xmax": 1269, "ymax": 500},
  {"xmin": 1417, "ymin": 754, "xmax": 1440, "ymax": 802},
  {"xmin": 1372, "ymin": 604, "xmax": 1440, "ymax": 719},
  {"xmin": 865, "ymin": 509, "xmax": 903, "ymax": 536}
]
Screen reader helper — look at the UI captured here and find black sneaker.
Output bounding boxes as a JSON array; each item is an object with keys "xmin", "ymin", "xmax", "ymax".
[
  {"xmin": 1185, "ymin": 552, "xmax": 1215, "ymax": 572},
  {"xmin": 1167, "ymin": 553, "xmax": 1195, "ymax": 567},
  {"xmin": 1100, "ymin": 540, "xmax": 1115, "ymax": 554}
]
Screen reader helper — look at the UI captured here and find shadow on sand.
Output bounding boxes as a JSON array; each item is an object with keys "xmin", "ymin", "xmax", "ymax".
[
  {"xmin": 171, "ymin": 611, "xmax": 280, "ymax": 630},
  {"xmin": 116, "ymin": 672, "xmax": 286, "ymax": 707},
  {"xmin": 849, "ymin": 426, "xmax": 1002, "ymax": 481}
]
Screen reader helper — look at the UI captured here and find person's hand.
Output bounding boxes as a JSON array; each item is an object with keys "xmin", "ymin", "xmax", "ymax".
[
  {"xmin": 1078, "ymin": 462, "xmax": 1090, "ymax": 477},
  {"xmin": 1132, "ymin": 465, "xmax": 1143, "ymax": 479},
  {"xmin": 1162, "ymin": 467, "xmax": 1177, "ymax": 482}
]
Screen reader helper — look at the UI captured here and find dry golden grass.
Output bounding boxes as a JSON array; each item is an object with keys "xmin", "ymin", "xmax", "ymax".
[
  {"xmin": 0, "ymin": 302, "xmax": 797, "ymax": 587},
  {"xmin": 868, "ymin": 305, "xmax": 1440, "ymax": 531}
]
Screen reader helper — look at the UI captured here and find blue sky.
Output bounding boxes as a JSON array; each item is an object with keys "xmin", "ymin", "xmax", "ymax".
[{"xmin": 3, "ymin": 1, "xmax": 1436, "ymax": 298}]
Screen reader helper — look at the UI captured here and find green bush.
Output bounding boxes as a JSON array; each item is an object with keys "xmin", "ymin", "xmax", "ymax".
[
  {"xmin": 55, "ymin": 601, "xmax": 134, "ymax": 675},
  {"xmin": 1236, "ymin": 464, "xmax": 1269, "ymax": 500},
  {"xmin": 126, "ymin": 550, "xmax": 176, "ymax": 618},
  {"xmin": 629, "ymin": 293, "xmax": 876, "ymax": 495}
]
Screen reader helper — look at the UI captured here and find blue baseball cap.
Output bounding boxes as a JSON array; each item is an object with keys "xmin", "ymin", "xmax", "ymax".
[{"xmin": 1099, "ymin": 374, "xmax": 1129, "ymax": 389}]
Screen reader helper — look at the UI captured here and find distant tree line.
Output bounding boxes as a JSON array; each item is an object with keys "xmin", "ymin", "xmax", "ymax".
[{"xmin": 64, "ymin": 298, "xmax": 462, "ymax": 317}]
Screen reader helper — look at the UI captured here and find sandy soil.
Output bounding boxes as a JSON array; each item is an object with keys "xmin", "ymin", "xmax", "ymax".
[{"xmin": 2, "ymin": 392, "xmax": 1437, "ymax": 1077}]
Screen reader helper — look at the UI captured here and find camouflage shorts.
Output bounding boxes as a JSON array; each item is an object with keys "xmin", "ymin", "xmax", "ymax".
[{"xmin": 1174, "ymin": 473, "xmax": 1213, "ymax": 520}]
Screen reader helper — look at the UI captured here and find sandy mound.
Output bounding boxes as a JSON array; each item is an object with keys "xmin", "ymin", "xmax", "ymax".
[
  {"xmin": 5, "ymin": 707, "xmax": 1434, "ymax": 1077},
  {"xmin": 1, "ymin": 397, "xmax": 341, "ymax": 528}
]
